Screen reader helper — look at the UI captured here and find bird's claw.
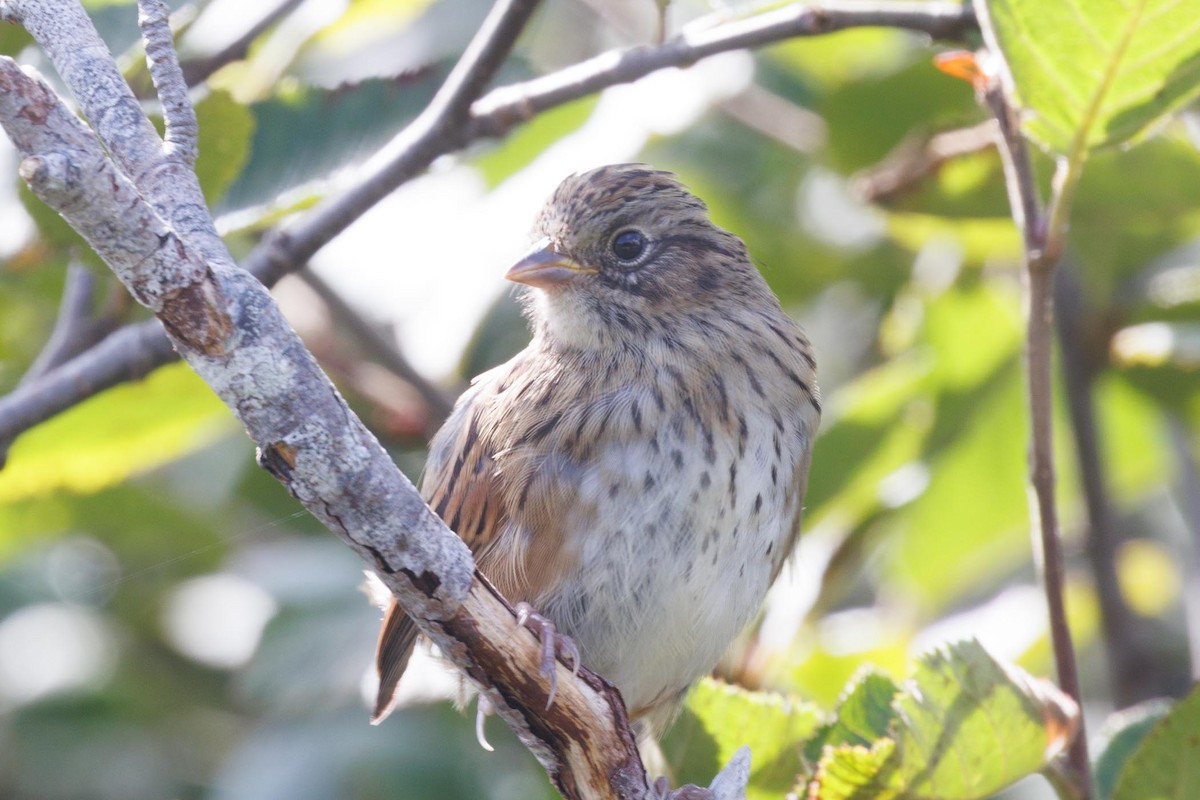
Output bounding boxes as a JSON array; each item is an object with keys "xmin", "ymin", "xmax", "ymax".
[{"xmin": 515, "ymin": 602, "xmax": 580, "ymax": 709}]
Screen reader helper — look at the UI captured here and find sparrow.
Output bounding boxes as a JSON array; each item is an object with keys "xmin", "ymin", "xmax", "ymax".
[{"xmin": 372, "ymin": 163, "xmax": 820, "ymax": 735}]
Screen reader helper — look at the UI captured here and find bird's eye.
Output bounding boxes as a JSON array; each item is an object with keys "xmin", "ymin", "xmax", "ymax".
[{"xmin": 611, "ymin": 229, "xmax": 647, "ymax": 263}]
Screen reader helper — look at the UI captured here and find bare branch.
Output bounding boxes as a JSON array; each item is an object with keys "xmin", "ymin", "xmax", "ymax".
[
  {"xmin": 0, "ymin": 318, "xmax": 172, "ymax": 453},
  {"xmin": 851, "ymin": 120, "xmax": 997, "ymax": 203},
  {"xmin": 18, "ymin": 262, "xmax": 97, "ymax": 387},
  {"xmin": 138, "ymin": 0, "xmax": 197, "ymax": 164},
  {"xmin": 470, "ymin": 1, "xmax": 973, "ymax": 139},
  {"xmin": 181, "ymin": 0, "xmax": 305, "ymax": 87},
  {"xmin": 1055, "ymin": 262, "xmax": 1153, "ymax": 706},
  {"xmin": 981, "ymin": 73, "xmax": 1094, "ymax": 800}
]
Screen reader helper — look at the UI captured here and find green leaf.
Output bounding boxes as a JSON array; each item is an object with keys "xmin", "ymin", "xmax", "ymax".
[
  {"xmin": 806, "ymin": 640, "xmax": 1078, "ymax": 800},
  {"xmin": 662, "ymin": 679, "xmax": 824, "ymax": 800},
  {"xmin": 193, "ymin": 90, "xmax": 255, "ymax": 206},
  {"xmin": 979, "ymin": 0, "xmax": 1200, "ymax": 154},
  {"xmin": 218, "ymin": 73, "xmax": 444, "ymax": 212},
  {"xmin": 1112, "ymin": 684, "xmax": 1200, "ymax": 800},
  {"xmin": 1094, "ymin": 699, "xmax": 1172, "ymax": 800},
  {"xmin": 0, "ymin": 362, "xmax": 235, "ymax": 502},
  {"xmin": 803, "ymin": 669, "xmax": 900, "ymax": 765}
]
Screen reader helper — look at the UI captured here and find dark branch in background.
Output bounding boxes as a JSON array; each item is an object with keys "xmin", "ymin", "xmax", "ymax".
[
  {"xmin": 851, "ymin": 120, "xmax": 996, "ymax": 203},
  {"xmin": 18, "ymin": 263, "xmax": 98, "ymax": 387},
  {"xmin": 1055, "ymin": 262, "xmax": 1158, "ymax": 706},
  {"xmin": 298, "ymin": 268, "xmax": 456, "ymax": 428},
  {"xmin": 0, "ymin": 0, "xmax": 978, "ymax": 449},
  {"xmin": 1168, "ymin": 416, "xmax": 1200, "ymax": 681},
  {"xmin": 181, "ymin": 0, "xmax": 306, "ymax": 87},
  {"xmin": 982, "ymin": 76, "xmax": 1093, "ymax": 800}
]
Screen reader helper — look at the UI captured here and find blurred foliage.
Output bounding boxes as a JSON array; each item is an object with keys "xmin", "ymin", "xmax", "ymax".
[{"xmin": 2, "ymin": 1, "xmax": 1200, "ymax": 799}]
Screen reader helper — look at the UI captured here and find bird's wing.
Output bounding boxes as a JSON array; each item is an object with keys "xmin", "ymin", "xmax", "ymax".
[{"xmin": 372, "ymin": 358, "xmax": 583, "ymax": 722}]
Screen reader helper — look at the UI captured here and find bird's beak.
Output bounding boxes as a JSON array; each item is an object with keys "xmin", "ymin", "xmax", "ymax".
[{"xmin": 505, "ymin": 239, "xmax": 596, "ymax": 288}]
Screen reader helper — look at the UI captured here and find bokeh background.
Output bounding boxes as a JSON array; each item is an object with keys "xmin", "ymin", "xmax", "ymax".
[{"xmin": 2, "ymin": 0, "xmax": 1199, "ymax": 798}]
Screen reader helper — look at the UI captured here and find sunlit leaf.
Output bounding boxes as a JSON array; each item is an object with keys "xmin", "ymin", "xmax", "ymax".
[
  {"xmin": 806, "ymin": 640, "xmax": 1077, "ymax": 800},
  {"xmin": 803, "ymin": 669, "xmax": 899, "ymax": 764},
  {"xmin": 662, "ymin": 679, "xmax": 823, "ymax": 800},
  {"xmin": 1112, "ymin": 684, "xmax": 1200, "ymax": 800},
  {"xmin": 979, "ymin": 0, "xmax": 1200, "ymax": 154},
  {"xmin": 0, "ymin": 362, "xmax": 234, "ymax": 502}
]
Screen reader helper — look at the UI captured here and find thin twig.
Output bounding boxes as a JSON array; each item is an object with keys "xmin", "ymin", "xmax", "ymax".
[
  {"xmin": 17, "ymin": 262, "xmax": 97, "ymax": 387},
  {"xmin": 469, "ymin": 1, "xmax": 974, "ymax": 139},
  {"xmin": 138, "ymin": 0, "xmax": 197, "ymax": 164},
  {"xmin": 181, "ymin": 0, "xmax": 305, "ymax": 87},
  {"xmin": 851, "ymin": 120, "xmax": 997, "ymax": 203},
  {"xmin": 983, "ymin": 76, "xmax": 1093, "ymax": 800},
  {"xmin": 0, "ymin": 320, "xmax": 175, "ymax": 455},
  {"xmin": 0, "ymin": 0, "xmax": 978, "ymax": 451},
  {"xmin": 299, "ymin": 268, "xmax": 456, "ymax": 426}
]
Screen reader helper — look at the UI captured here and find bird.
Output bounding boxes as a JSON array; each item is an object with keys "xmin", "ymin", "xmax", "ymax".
[{"xmin": 372, "ymin": 163, "xmax": 820, "ymax": 736}]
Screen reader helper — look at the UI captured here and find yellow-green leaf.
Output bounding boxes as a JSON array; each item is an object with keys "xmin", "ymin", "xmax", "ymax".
[
  {"xmin": 662, "ymin": 679, "xmax": 824, "ymax": 800},
  {"xmin": 807, "ymin": 640, "xmax": 1078, "ymax": 800},
  {"xmin": 0, "ymin": 362, "xmax": 234, "ymax": 502},
  {"xmin": 979, "ymin": 0, "xmax": 1200, "ymax": 154}
]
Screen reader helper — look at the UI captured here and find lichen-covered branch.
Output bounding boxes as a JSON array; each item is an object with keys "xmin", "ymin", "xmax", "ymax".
[{"xmin": 137, "ymin": 0, "xmax": 197, "ymax": 164}]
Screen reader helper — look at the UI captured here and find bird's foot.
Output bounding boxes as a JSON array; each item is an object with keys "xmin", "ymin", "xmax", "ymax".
[
  {"xmin": 475, "ymin": 695, "xmax": 495, "ymax": 752},
  {"xmin": 515, "ymin": 601, "xmax": 581, "ymax": 709}
]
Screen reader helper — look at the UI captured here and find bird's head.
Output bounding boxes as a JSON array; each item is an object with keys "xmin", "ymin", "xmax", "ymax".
[{"xmin": 508, "ymin": 164, "xmax": 765, "ymax": 351}]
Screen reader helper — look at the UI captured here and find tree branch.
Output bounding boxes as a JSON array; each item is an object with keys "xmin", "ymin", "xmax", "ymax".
[
  {"xmin": 138, "ymin": 0, "xmax": 197, "ymax": 164},
  {"xmin": 17, "ymin": 262, "xmax": 97, "ymax": 387},
  {"xmin": 180, "ymin": 0, "xmax": 306, "ymax": 87},
  {"xmin": 981, "ymin": 71, "xmax": 1093, "ymax": 800}
]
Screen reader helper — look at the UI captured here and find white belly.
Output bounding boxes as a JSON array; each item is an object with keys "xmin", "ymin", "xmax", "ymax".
[{"xmin": 535, "ymin": 390, "xmax": 805, "ymax": 718}]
